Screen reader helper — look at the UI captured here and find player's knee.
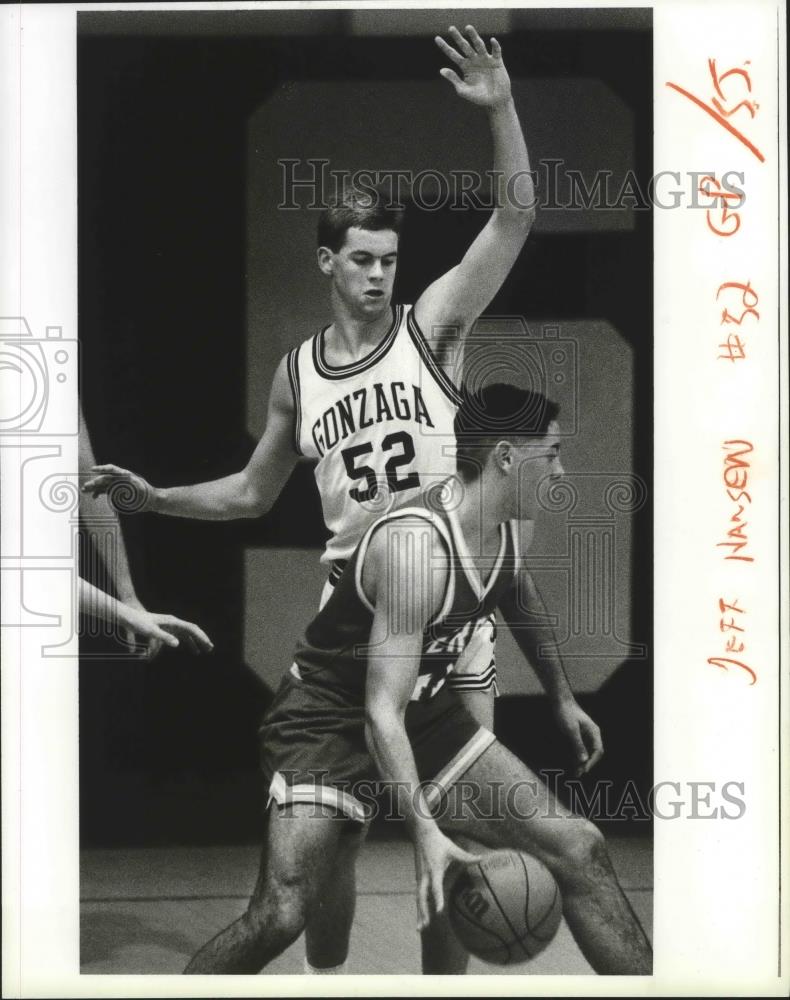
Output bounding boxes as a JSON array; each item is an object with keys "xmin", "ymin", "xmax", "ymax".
[
  {"xmin": 546, "ymin": 820, "xmax": 608, "ymax": 887},
  {"xmin": 247, "ymin": 874, "xmax": 310, "ymax": 943}
]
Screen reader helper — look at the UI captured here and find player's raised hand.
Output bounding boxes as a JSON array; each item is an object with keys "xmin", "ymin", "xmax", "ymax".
[
  {"xmin": 82, "ymin": 464, "xmax": 155, "ymax": 513},
  {"xmin": 434, "ymin": 25, "xmax": 511, "ymax": 109},
  {"xmin": 415, "ymin": 827, "xmax": 482, "ymax": 930}
]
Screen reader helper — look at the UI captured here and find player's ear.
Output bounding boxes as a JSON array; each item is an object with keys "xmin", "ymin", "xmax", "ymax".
[
  {"xmin": 493, "ymin": 440, "xmax": 514, "ymax": 474},
  {"xmin": 317, "ymin": 246, "xmax": 334, "ymax": 276}
]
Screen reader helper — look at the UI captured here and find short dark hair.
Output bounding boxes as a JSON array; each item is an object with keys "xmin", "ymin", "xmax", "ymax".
[
  {"xmin": 317, "ymin": 186, "xmax": 404, "ymax": 252},
  {"xmin": 454, "ymin": 383, "xmax": 560, "ymax": 483}
]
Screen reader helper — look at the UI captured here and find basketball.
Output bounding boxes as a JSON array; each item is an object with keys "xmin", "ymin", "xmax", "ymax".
[{"xmin": 449, "ymin": 849, "xmax": 562, "ymax": 965}]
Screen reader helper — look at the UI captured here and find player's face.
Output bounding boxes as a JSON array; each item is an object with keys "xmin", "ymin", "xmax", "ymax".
[
  {"xmin": 513, "ymin": 420, "xmax": 564, "ymax": 519},
  {"xmin": 325, "ymin": 227, "xmax": 398, "ymax": 318}
]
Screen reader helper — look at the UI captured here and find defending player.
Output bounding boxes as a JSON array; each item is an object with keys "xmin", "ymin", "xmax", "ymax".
[
  {"xmin": 84, "ymin": 26, "xmax": 536, "ymax": 973},
  {"xmin": 184, "ymin": 384, "xmax": 652, "ymax": 975}
]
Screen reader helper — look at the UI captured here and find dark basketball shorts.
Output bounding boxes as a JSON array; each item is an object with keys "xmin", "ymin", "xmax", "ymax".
[{"xmin": 259, "ymin": 672, "xmax": 495, "ymax": 822}]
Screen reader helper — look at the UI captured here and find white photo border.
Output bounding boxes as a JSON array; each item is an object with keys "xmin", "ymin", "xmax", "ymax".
[{"xmin": 1, "ymin": 1, "xmax": 787, "ymax": 996}]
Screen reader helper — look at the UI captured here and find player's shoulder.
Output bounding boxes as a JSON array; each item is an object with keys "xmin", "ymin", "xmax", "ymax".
[
  {"xmin": 275, "ymin": 318, "xmax": 327, "ymax": 384},
  {"xmin": 365, "ymin": 505, "xmax": 449, "ymax": 562},
  {"xmin": 268, "ymin": 351, "xmax": 298, "ymax": 413},
  {"xmin": 363, "ymin": 507, "xmax": 450, "ymax": 606}
]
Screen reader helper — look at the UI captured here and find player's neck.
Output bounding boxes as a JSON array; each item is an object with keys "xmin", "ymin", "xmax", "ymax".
[
  {"xmin": 456, "ymin": 476, "xmax": 510, "ymax": 555},
  {"xmin": 326, "ymin": 293, "xmax": 394, "ymax": 361}
]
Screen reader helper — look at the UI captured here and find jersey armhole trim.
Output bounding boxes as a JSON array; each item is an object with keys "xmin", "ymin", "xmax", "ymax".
[
  {"xmin": 354, "ymin": 508, "xmax": 456, "ymax": 628},
  {"xmin": 406, "ymin": 307, "xmax": 464, "ymax": 407},
  {"xmin": 286, "ymin": 348, "xmax": 303, "ymax": 456}
]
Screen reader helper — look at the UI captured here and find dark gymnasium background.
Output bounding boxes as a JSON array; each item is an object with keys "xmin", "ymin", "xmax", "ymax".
[{"xmin": 78, "ymin": 8, "xmax": 653, "ymax": 847}]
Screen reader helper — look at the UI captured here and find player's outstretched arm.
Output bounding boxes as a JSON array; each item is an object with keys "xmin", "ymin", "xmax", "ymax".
[
  {"xmin": 363, "ymin": 520, "xmax": 480, "ymax": 928},
  {"xmin": 414, "ymin": 25, "xmax": 535, "ymax": 356},
  {"xmin": 81, "ymin": 355, "xmax": 299, "ymax": 521},
  {"xmin": 498, "ymin": 569, "xmax": 604, "ymax": 777},
  {"xmin": 79, "ymin": 577, "xmax": 214, "ymax": 658}
]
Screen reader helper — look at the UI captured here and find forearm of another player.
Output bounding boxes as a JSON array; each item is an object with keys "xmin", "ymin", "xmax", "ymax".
[{"xmin": 79, "ymin": 577, "xmax": 133, "ymax": 629}]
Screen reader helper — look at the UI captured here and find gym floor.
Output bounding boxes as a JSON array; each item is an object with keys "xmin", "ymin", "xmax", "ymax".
[{"xmin": 80, "ymin": 834, "xmax": 652, "ymax": 975}]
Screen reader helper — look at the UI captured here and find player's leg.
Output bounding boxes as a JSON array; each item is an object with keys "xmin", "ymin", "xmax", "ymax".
[
  {"xmin": 437, "ymin": 739, "xmax": 652, "ymax": 975},
  {"xmin": 185, "ymin": 803, "xmax": 345, "ymax": 974},
  {"xmin": 420, "ymin": 681, "xmax": 495, "ymax": 974},
  {"xmin": 304, "ymin": 822, "xmax": 368, "ymax": 972},
  {"xmin": 298, "ymin": 574, "xmax": 361, "ymax": 974}
]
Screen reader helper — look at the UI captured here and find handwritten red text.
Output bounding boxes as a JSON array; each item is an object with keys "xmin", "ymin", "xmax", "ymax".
[
  {"xmin": 717, "ymin": 440, "xmax": 754, "ymax": 562},
  {"xmin": 707, "ymin": 597, "xmax": 756, "ymax": 684},
  {"xmin": 666, "ymin": 59, "xmax": 765, "ymax": 162}
]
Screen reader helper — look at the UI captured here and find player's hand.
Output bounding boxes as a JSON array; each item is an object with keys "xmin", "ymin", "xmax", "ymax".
[
  {"xmin": 81, "ymin": 464, "xmax": 156, "ymax": 513},
  {"xmin": 120, "ymin": 605, "xmax": 214, "ymax": 658},
  {"xmin": 119, "ymin": 596, "xmax": 164, "ymax": 660},
  {"xmin": 554, "ymin": 700, "xmax": 604, "ymax": 777},
  {"xmin": 434, "ymin": 25, "xmax": 511, "ymax": 109},
  {"xmin": 414, "ymin": 827, "xmax": 482, "ymax": 930}
]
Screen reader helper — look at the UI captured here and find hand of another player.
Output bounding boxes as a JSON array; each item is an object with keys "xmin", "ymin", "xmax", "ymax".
[
  {"xmin": 434, "ymin": 25, "xmax": 512, "ymax": 109},
  {"xmin": 121, "ymin": 604, "xmax": 214, "ymax": 658},
  {"xmin": 415, "ymin": 827, "xmax": 482, "ymax": 931},
  {"xmin": 81, "ymin": 464, "xmax": 155, "ymax": 513},
  {"xmin": 120, "ymin": 596, "xmax": 164, "ymax": 660},
  {"xmin": 554, "ymin": 700, "xmax": 604, "ymax": 777}
]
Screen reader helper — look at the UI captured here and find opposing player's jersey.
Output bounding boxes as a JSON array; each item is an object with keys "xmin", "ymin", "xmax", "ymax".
[
  {"xmin": 291, "ymin": 484, "xmax": 520, "ymax": 702},
  {"xmin": 287, "ymin": 305, "xmax": 461, "ymax": 566}
]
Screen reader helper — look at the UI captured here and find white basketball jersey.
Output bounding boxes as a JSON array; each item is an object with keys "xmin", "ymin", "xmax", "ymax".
[{"xmin": 287, "ymin": 304, "xmax": 461, "ymax": 567}]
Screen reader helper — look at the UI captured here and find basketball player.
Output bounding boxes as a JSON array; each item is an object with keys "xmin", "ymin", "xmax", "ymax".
[
  {"xmin": 84, "ymin": 25, "xmax": 538, "ymax": 972},
  {"xmin": 183, "ymin": 384, "xmax": 652, "ymax": 975}
]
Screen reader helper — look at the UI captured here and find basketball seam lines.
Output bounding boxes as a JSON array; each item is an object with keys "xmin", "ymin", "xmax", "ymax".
[
  {"xmin": 516, "ymin": 851, "xmax": 538, "ymax": 960},
  {"xmin": 450, "ymin": 898, "xmax": 511, "ymax": 956},
  {"xmin": 531, "ymin": 881, "xmax": 560, "ymax": 940},
  {"xmin": 478, "ymin": 863, "xmax": 523, "ymax": 964}
]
